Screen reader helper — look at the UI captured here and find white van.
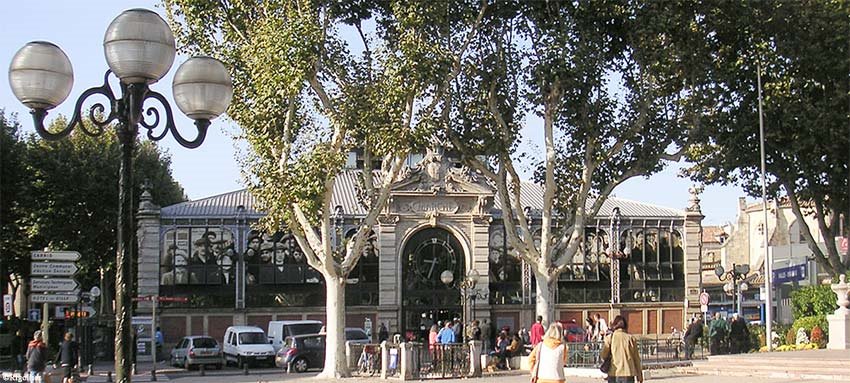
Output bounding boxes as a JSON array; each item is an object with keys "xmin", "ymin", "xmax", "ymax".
[
  {"xmin": 222, "ymin": 326, "xmax": 276, "ymax": 368},
  {"xmin": 267, "ymin": 320, "xmax": 323, "ymax": 352}
]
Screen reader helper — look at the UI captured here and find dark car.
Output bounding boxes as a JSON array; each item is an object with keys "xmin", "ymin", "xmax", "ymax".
[
  {"xmin": 275, "ymin": 334, "xmax": 326, "ymax": 372},
  {"xmin": 558, "ymin": 321, "xmax": 587, "ymax": 342}
]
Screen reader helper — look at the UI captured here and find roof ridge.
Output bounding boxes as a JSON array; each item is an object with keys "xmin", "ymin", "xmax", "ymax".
[{"xmin": 171, "ymin": 188, "xmax": 248, "ymax": 207}]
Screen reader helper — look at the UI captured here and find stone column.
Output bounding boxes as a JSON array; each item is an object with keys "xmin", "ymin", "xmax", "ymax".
[
  {"xmin": 827, "ymin": 275, "xmax": 850, "ymax": 350},
  {"xmin": 378, "ymin": 216, "xmax": 400, "ymax": 332},
  {"xmin": 468, "ymin": 340, "xmax": 482, "ymax": 377},
  {"xmin": 471, "ymin": 218, "xmax": 492, "ymax": 323},
  {"xmin": 136, "ymin": 189, "xmax": 161, "ymax": 314},
  {"xmin": 683, "ymin": 187, "xmax": 705, "ymax": 319}
]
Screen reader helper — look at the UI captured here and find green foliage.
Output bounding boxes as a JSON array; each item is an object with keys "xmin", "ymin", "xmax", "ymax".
[
  {"xmin": 748, "ymin": 324, "xmax": 765, "ymax": 351},
  {"xmin": 791, "ymin": 284, "xmax": 838, "ymax": 318},
  {"xmin": 792, "ymin": 315, "xmax": 828, "ymax": 338},
  {"xmin": 0, "ymin": 111, "xmax": 30, "ymax": 291},
  {"xmin": 785, "ymin": 328, "xmax": 796, "ymax": 346},
  {"xmin": 678, "ymin": 1, "xmax": 850, "ymax": 276}
]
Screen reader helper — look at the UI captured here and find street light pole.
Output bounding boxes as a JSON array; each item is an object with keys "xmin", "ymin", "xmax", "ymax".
[
  {"xmin": 9, "ymin": 9, "xmax": 233, "ymax": 382},
  {"xmin": 610, "ymin": 207, "xmax": 622, "ymax": 305}
]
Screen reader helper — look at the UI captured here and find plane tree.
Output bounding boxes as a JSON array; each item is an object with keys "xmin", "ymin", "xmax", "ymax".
[{"xmin": 164, "ymin": 0, "xmax": 486, "ymax": 376}]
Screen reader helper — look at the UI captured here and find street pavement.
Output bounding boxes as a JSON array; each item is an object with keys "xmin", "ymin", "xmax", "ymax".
[{"xmin": 75, "ymin": 367, "xmax": 841, "ymax": 383}]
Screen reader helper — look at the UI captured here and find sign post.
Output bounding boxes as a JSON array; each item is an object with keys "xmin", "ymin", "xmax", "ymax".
[
  {"xmin": 699, "ymin": 290, "xmax": 711, "ymax": 325},
  {"xmin": 30, "ymin": 249, "xmax": 82, "ymax": 343},
  {"xmin": 3, "ymin": 295, "xmax": 12, "ymax": 316}
]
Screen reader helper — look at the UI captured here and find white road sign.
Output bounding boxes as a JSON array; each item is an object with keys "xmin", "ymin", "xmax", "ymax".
[
  {"xmin": 31, "ymin": 262, "xmax": 78, "ymax": 276},
  {"xmin": 30, "ymin": 250, "xmax": 81, "ymax": 262},
  {"xmin": 31, "ymin": 294, "xmax": 79, "ymax": 304},
  {"xmin": 31, "ymin": 278, "xmax": 79, "ymax": 292}
]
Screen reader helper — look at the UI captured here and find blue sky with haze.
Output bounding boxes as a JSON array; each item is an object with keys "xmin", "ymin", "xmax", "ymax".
[{"xmin": 2, "ymin": 0, "xmax": 747, "ymax": 225}]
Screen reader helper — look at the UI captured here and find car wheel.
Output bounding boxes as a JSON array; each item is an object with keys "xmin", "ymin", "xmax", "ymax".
[
  {"xmin": 170, "ymin": 356, "xmax": 177, "ymax": 367},
  {"xmin": 216, "ymin": 363, "xmax": 223, "ymax": 370},
  {"xmin": 292, "ymin": 357, "xmax": 309, "ymax": 373}
]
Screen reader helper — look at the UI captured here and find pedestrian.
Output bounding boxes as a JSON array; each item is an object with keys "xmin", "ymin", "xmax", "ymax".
[
  {"xmin": 26, "ymin": 330, "xmax": 48, "ymax": 383},
  {"xmin": 490, "ymin": 331, "xmax": 510, "ymax": 370},
  {"xmin": 155, "ymin": 326, "xmax": 164, "ymax": 362},
  {"xmin": 683, "ymin": 317, "xmax": 703, "ymax": 359},
  {"xmin": 483, "ymin": 319, "xmax": 496, "ymax": 352},
  {"xmin": 594, "ymin": 314, "xmax": 609, "ymax": 341},
  {"xmin": 15, "ymin": 330, "xmax": 26, "ymax": 373},
  {"xmin": 529, "ymin": 323, "xmax": 568, "ymax": 383},
  {"xmin": 53, "ymin": 332, "xmax": 79, "ymax": 383},
  {"xmin": 600, "ymin": 315, "xmax": 643, "ymax": 383},
  {"xmin": 378, "ymin": 323, "xmax": 389, "ymax": 343},
  {"xmin": 471, "ymin": 320, "xmax": 482, "ymax": 341},
  {"xmin": 452, "ymin": 318, "xmax": 463, "ymax": 341},
  {"xmin": 428, "ymin": 325, "xmax": 439, "ymax": 351},
  {"xmin": 728, "ymin": 313, "xmax": 749, "ymax": 354},
  {"xmin": 437, "ymin": 321, "xmax": 455, "ymax": 344},
  {"xmin": 530, "ymin": 315, "xmax": 545, "ymax": 347},
  {"xmin": 708, "ymin": 313, "xmax": 728, "ymax": 355},
  {"xmin": 585, "ymin": 317, "xmax": 595, "ymax": 342}
]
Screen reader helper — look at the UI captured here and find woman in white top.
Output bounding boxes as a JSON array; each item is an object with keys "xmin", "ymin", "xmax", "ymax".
[{"xmin": 529, "ymin": 323, "xmax": 569, "ymax": 383}]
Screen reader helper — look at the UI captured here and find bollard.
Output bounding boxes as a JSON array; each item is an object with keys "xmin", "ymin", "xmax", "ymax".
[
  {"xmin": 151, "ymin": 368, "xmax": 157, "ymax": 381},
  {"xmin": 132, "ymin": 363, "xmax": 137, "ymax": 375},
  {"xmin": 87, "ymin": 364, "xmax": 94, "ymax": 375},
  {"xmin": 200, "ymin": 363, "xmax": 206, "ymax": 376},
  {"xmin": 106, "ymin": 371, "xmax": 113, "ymax": 383}
]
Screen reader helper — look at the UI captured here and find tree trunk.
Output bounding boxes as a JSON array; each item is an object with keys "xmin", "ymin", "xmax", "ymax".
[
  {"xmin": 318, "ymin": 276, "xmax": 349, "ymax": 378},
  {"xmin": 534, "ymin": 273, "xmax": 556, "ymax": 326}
]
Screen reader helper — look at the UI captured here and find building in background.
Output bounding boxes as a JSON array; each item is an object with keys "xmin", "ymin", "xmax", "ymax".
[
  {"xmin": 135, "ymin": 148, "xmax": 705, "ymax": 348},
  {"xmin": 702, "ymin": 197, "xmax": 834, "ymax": 324}
]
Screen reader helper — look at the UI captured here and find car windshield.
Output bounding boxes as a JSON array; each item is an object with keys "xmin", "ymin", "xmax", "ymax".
[
  {"xmin": 239, "ymin": 332, "xmax": 267, "ymax": 345},
  {"xmin": 287, "ymin": 323, "xmax": 323, "ymax": 337},
  {"xmin": 193, "ymin": 338, "xmax": 217, "ymax": 348}
]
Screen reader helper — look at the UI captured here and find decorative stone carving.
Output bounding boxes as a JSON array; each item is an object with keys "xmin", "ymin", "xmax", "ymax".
[
  {"xmin": 378, "ymin": 215, "xmax": 400, "ymax": 225},
  {"xmin": 832, "ymin": 274, "xmax": 850, "ymax": 314},
  {"xmin": 392, "ymin": 145, "xmax": 493, "ymax": 194},
  {"xmin": 687, "ymin": 185, "xmax": 704, "ymax": 213}
]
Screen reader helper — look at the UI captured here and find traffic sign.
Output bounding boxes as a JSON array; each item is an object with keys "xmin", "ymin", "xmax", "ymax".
[
  {"xmin": 90, "ymin": 286, "xmax": 101, "ymax": 298},
  {"xmin": 31, "ymin": 278, "xmax": 79, "ymax": 292},
  {"xmin": 700, "ymin": 304, "xmax": 708, "ymax": 313},
  {"xmin": 840, "ymin": 237, "xmax": 848, "ymax": 254},
  {"xmin": 64, "ymin": 310, "xmax": 90, "ymax": 319},
  {"xmin": 699, "ymin": 291, "xmax": 710, "ymax": 306},
  {"xmin": 31, "ymin": 294, "xmax": 80, "ymax": 304},
  {"xmin": 30, "ymin": 250, "xmax": 81, "ymax": 262},
  {"xmin": 31, "ymin": 262, "xmax": 78, "ymax": 276},
  {"xmin": 157, "ymin": 296, "xmax": 189, "ymax": 303}
]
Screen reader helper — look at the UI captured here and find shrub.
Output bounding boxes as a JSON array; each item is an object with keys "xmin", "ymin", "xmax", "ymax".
[
  {"xmin": 748, "ymin": 324, "xmax": 765, "ymax": 351},
  {"xmin": 790, "ymin": 285, "xmax": 837, "ymax": 318},
  {"xmin": 810, "ymin": 326, "xmax": 825, "ymax": 348},
  {"xmin": 786, "ymin": 328, "xmax": 796, "ymax": 345}
]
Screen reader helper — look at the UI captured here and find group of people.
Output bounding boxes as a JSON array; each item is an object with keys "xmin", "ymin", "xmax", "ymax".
[
  {"xmin": 528, "ymin": 315, "xmax": 644, "ymax": 383},
  {"xmin": 23, "ymin": 330, "xmax": 79, "ymax": 383},
  {"xmin": 678, "ymin": 312, "xmax": 751, "ymax": 359}
]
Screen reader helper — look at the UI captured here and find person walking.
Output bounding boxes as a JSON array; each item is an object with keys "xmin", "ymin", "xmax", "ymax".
[
  {"xmin": 594, "ymin": 314, "xmax": 609, "ymax": 341},
  {"xmin": 529, "ymin": 324, "xmax": 568, "ymax": 383},
  {"xmin": 683, "ymin": 317, "xmax": 703, "ymax": 359},
  {"xmin": 708, "ymin": 313, "xmax": 728, "ymax": 355},
  {"xmin": 471, "ymin": 320, "xmax": 482, "ymax": 342},
  {"xmin": 585, "ymin": 317, "xmax": 595, "ymax": 342},
  {"xmin": 530, "ymin": 316, "xmax": 545, "ymax": 347},
  {"xmin": 728, "ymin": 313, "xmax": 750, "ymax": 354},
  {"xmin": 600, "ymin": 315, "xmax": 643, "ymax": 383},
  {"xmin": 378, "ymin": 323, "xmax": 389, "ymax": 343},
  {"xmin": 53, "ymin": 332, "xmax": 79, "ymax": 383},
  {"xmin": 26, "ymin": 330, "xmax": 48, "ymax": 383}
]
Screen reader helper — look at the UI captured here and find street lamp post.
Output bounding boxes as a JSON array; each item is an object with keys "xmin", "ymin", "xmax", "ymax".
[
  {"xmin": 715, "ymin": 264, "xmax": 750, "ymax": 317},
  {"xmin": 9, "ymin": 9, "xmax": 233, "ymax": 383},
  {"xmin": 440, "ymin": 269, "xmax": 484, "ymax": 343},
  {"xmin": 609, "ymin": 207, "xmax": 629, "ymax": 305}
]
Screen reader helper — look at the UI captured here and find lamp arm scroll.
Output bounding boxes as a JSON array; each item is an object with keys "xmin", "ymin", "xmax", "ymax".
[
  {"xmin": 32, "ymin": 70, "xmax": 118, "ymax": 140},
  {"xmin": 140, "ymin": 90, "xmax": 209, "ymax": 149}
]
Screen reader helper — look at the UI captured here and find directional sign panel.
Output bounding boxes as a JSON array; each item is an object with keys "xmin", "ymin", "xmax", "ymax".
[
  {"xmin": 31, "ymin": 262, "xmax": 78, "ymax": 276},
  {"xmin": 30, "ymin": 250, "xmax": 81, "ymax": 262},
  {"xmin": 31, "ymin": 278, "xmax": 79, "ymax": 292},
  {"xmin": 31, "ymin": 294, "xmax": 80, "ymax": 304}
]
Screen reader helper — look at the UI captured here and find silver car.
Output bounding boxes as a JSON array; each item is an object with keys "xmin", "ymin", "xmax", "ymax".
[{"xmin": 170, "ymin": 336, "xmax": 224, "ymax": 370}]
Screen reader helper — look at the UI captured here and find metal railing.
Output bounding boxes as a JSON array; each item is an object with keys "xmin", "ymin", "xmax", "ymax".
[
  {"xmin": 409, "ymin": 342, "xmax": 470, "ymax": 379},
  {"xmin": 565, "ymin": 338, "xmax": 706, "ymax": 368}
]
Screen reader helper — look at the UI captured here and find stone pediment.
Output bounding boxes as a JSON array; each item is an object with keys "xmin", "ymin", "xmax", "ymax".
[{"xmin": 392, "ymin": 147, "xmax": 493, "ymax": 195}]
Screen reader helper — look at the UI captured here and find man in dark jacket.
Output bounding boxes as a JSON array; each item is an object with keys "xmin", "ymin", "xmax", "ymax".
[
  {"xmin": 729, "ymin": 313, "xmax": 750, "ymax": 354},
  {"xmin": 683, "ymin": 317, "xmax": 703, "ymax": 359},
  {"xmin": 26, "ymin": 330, "xmax": 48, "ymax": 383},
  {"xmin": 54, "ymin": 332, "xmax": 79, "ymax": 383}
]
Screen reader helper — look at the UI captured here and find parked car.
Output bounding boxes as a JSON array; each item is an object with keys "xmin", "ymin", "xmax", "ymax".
[
  {"xmin": 275, "ymin": 334, "xmax": 325, "ymax": 372},
  {"xmin": 223, "ymin": 326, "xmax": 276, "ymax": 368},
  {"xmin": 268, "ymin": 320, "xmax": 323, "ymax": 352},
  {"xmin": 558, "ymin": 320, "xmax": 587, "ymax": 342},
  {"xmin": 170, "ymin": 336, "xmax": 223, "ymax": 370},
  {"xmin": 275, "ymin": 330, "xmax": 372, "ymax": 372},
  {"xmin": 344, "ymin": 327, "xmax": 371, "ymax": 344}
]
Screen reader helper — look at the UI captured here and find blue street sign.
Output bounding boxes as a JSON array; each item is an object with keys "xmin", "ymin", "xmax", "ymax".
[{"xmin": 773, "ymin": 263, "xmax": 807, "ymax": 284}]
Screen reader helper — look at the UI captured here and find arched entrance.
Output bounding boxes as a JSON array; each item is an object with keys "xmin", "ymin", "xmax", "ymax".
[{"xmin": 401, "ymin": 227, "xmax": 465, "ymax": 340}]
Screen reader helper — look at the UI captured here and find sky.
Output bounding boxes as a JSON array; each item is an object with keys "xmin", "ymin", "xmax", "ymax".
[{"xmin": 1, "ymin": 1, "xmax": 748, "ymax": 226}]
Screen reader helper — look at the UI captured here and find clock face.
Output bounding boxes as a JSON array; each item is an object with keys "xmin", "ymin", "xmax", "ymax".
[{"xmin": 412, "ymin": 237, "xmax": 458, "ymax": 287}]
